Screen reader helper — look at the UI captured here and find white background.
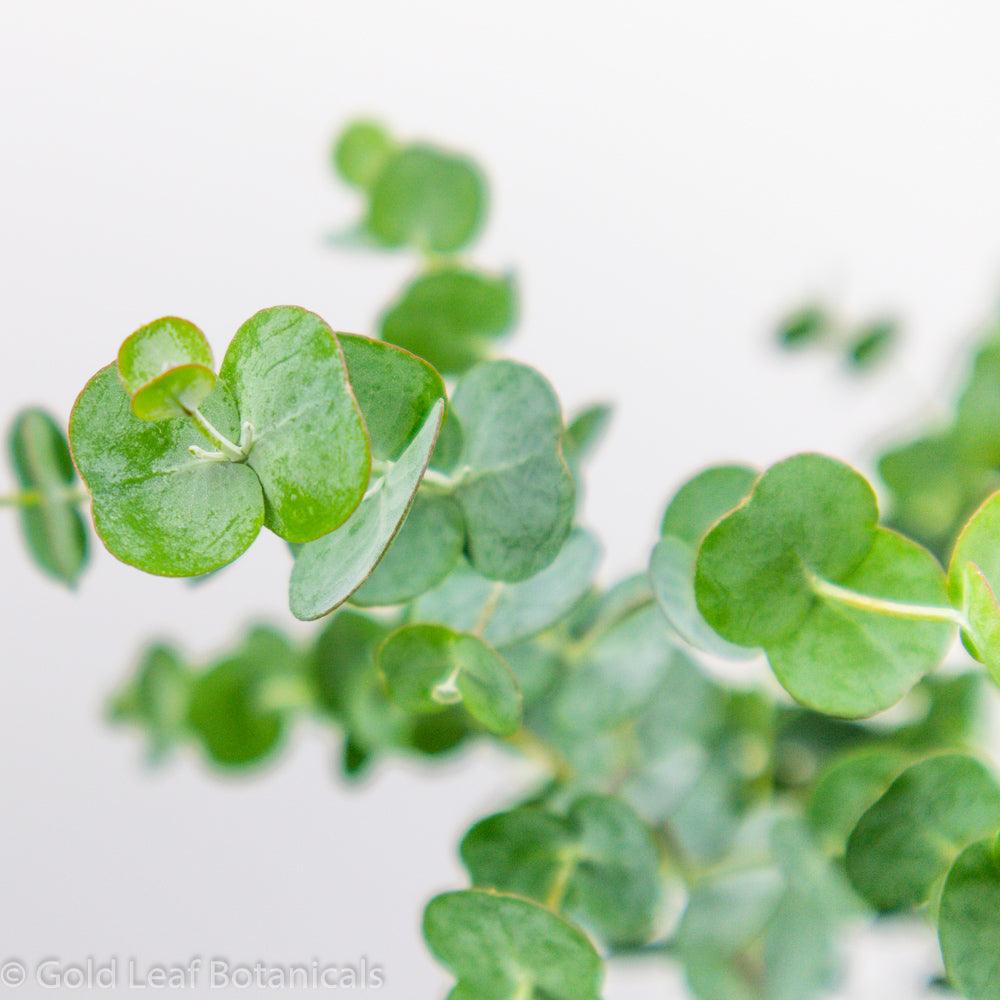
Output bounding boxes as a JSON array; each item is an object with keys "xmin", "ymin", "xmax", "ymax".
[{"xmin": 0, "ymin": 1, "xmax": 997, "ymax": 996}]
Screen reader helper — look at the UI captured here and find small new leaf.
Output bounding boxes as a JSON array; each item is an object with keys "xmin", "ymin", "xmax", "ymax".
[{"xmin": 378, "ymin": 623, "xmax": 522, "ymax": 736}]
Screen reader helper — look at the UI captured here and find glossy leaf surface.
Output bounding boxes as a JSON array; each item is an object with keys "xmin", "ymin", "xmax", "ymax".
[
  {"xmin": 117, "ymin": 316, "xmax": 216, "ymax": 421},
  {"xmin": 219, "ymin": 306, "xmax": 370, "ymax": 543},
  {"xmin": 70, "ymin": 366, "xmax": 264, "ymax": 576}
]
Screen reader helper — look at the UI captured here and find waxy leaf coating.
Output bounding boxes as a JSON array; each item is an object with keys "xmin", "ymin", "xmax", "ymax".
[
  {"xmin": 350, "ymin": 492, "xmax": 464, "ymax": 607},
  {"xmin": 219, "ymin": 307, "xmax": 370, "ymax": 543},
  {"xmin": 117, "ymin": 316, "xmax": 216, "ymax": 421},
  {"xmin": 8, "ymin": 408, "xmax": 89, "ymax": 585},
  {"xmin": 845, "ymin": 753, "xmax": 1000, "ymax": 910},
  {"xmin": 411, "ymin": 528, "xmax": 601, "ymax": 648},
  {"xmin": 288, "ymin": 401, "xmax": 444, "ymax": 620},
  {"xmin": 70, "ymin": 367, "xmax": 264, "ymax": 577},
  {"xmin": 366, "ymin": 144, "xmax": 486, "ymax": 253},
  {"xmin": 939, "ymin": 836, "xmax": 1000, "ymax": 1000},
  {"xmin": 695, "ymin": 454, "xmax": 952, "ymax": 717},
  {"xmin": 461, "ymin": 794, "xmax": 660, "ymax": 946},
  {"xmin": 378, "ymin": 623, "xmax": 522, "ymax": 736},
  {"xmin": 423, "ymin": 890, "xmax": 603, "ymax": 1000},
  {"xmin": 379, "ymin": 267, "xmax": 517, "ymax": 374},
  {"xmin": 451, "ymin": 360, "xmax": 575, "ymax": 581},
  {"xmin": 338, "ymin": 333, "xmax": 445, "ymax": 460}
]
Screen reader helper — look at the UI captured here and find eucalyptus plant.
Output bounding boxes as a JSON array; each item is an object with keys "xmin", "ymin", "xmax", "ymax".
[{"xmin": 7, "ymin": 119, "xmax": 1000, "ymax": 1000}]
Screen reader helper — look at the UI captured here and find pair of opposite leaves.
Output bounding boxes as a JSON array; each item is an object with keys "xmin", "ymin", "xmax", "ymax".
[
  {"xmin": 69, "ymin": 307, "xmax": 576, "ymax": 620},
  {"xmin": 814, "ymin": 751, "xmax": 1000, "ymax": 1000},
  {"xmin": 653, "ymin": 453, "xmax": 1000, "ymax": 718}
]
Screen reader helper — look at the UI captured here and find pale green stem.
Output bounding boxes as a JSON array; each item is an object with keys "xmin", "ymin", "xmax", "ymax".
[
  {"xmin": 184, "ymin": 407, "xmax": 251, "ymax": 463},
  {"xmin": 473, "ymin": 581, "xmax": 505, "ymax": 637},
  {"xmin": 545, "ymin": 849, "xmax": 580, "ymax": 910},
  {"xmin": 432, "ymin": 666, "xmax": 463, "ymax": 705},
  {"xmin": 807, "ymin": 573, "xmax": 967, "ymax": 629},
  {"xmin": 371, "ymin": 458, "xmax": 461, "ymax": 494}
]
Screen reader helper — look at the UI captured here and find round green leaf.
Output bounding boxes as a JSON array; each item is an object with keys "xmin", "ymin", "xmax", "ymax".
[
  {"xmin": 338, "ymin": 333, "xmax": 446, "ymax": 460},
  {"xmin": 379, "ymin": 267, "xmax": 517, "ymax": 374},
  {"xmin": 660, "ymin": 464, "xmax": 757, "ymax": 544},
  {"xmin": 117, "ymin": 316, "xmax": 216, "ymax": 421},
  {"xmin": 461, "ymin": 794, "xmax": 660, "ymax": 946},
  {"xmin": 366, "ymin": 144, "xmax": 486, "ymax": 253},
  {"xmin": 939, "ymin": 837, "xmax": 1000, "ymax": 1000},
  {"xmin": 378, "ymin": 623, "xmax": 522, "ymax": 736},
  {"xmin": 451, "ymin": 360, "xmax": 575, "ymax": 581},
  {"xmin": 768, "ymin": 528, "xmax": 952, "ymax": 718},
  {"xmin": 8, "ymin": 408, "xmax": 89, "ymax": 585},
  {"xmin": 187, "ymin": 630, "xmax": 297, "ymax": 769},
  {"xmin": 70, "ymin": 366, "xmax": 264, "ymax": 576},
  {"xmin": 845, "ymin": 753, "xmax": 1000, "ymax": 910},
  {"xmin": 351, "ymin": 492, "xmax": 464, "ymax": 607},
  {"xmin": 288, "ymin": 400, "xmax": 444, "ymax": 621},
  {"xmin": 219, "ymin": 306, "xmax": 370, "ymax": 544},
  {"xmin": 411, "ymin": 528, "xmax": 601, "ymax": 647},
  {"xmin": 423, "ymin": 890, "xmax": 603, "ymax": 1000},
  {"xmin": 695, "ymin": 454, "xmax": 952, "ymax": 717},
  {"xmin": 695, "ymin": 454, "xmax": 879, "ymax": 647},
  {"xmin": 332, "ymin": 120, "xmax": 395, "ymax": 190}
]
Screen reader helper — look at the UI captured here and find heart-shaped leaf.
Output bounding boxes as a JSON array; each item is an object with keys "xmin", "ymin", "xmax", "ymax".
[
  {"xmin": 423, "ymin": 890, "xmax": 603, "ymax": 1000},
  {"xmin": 219, "ymin": 306, "xmax": 370, "ymax": 543},
  {"xmin": 8, "ymin": 408, "xmax": 89, "ymax": 585},
  {"xmin": 288, "ymin": 400, "xmax": 444, "ymax": 620},
  {"xmin": 117, "ymin": 316, "xmax": 216, "ymax": 421},
  {"xmin": 365, "ymin": 144, "xmax": 486, "ymax": 253},
  {"xmin": 845, "ymin": 753, "xmax": 1000, "ymax": 910},
  {"xmin": 411, "ymin": 528, "xmax": 601, "ymax": 647},
  {"xmin": 379, "ymin": 267, "xmax": 517, "ymax": 374},
  {"xmin": 378, "ymin": 623, "xmax": 521, "ymax": 736},
  {"xmin": 70, "ymin": 366, "xmax": 264, "ymax": 576},
  {"xmin": 451, "ymin": 360, "xmax": 575, "ymax": 581},
  {"xmin": 695, "ymin": 454, "xmax": 953, "ymax": 717},
  {"xmin": 460, "ymin": 794, "xmax": 660, "ymax": 946}
]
